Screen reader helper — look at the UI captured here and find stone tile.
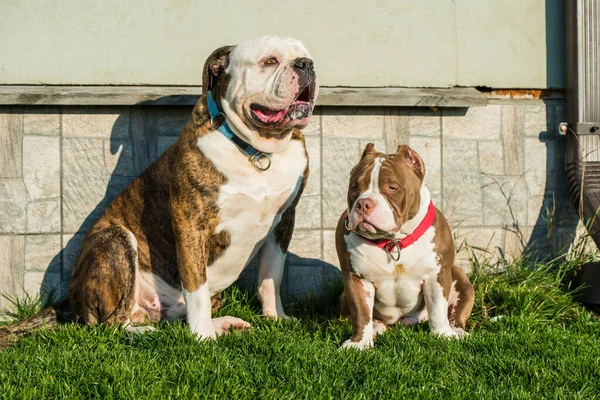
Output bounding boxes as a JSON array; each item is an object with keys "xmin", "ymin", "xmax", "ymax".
[
  {"xmin": 554, "ymin": 105, "xmax": 567, "ymax": 135},
  {"xmin": 62, "ymin": 233, "xmax": 85, "ymax": 281},
  {"xmin": 360, "ymin": 139, "xmax": 387, "ymax": 154},
  {"xmin": 323, "ymin": 229, "xmax": 340, "ymax": 269},
  {"xmin": 384, "ymin": 108, "xmax": 409, "ymax": 151},
  {"xmin": 442, "ymin": 105, "xmax": 501, "ymax": 140},
  {"xmin": 0, "ymin": 235, "xmax": 24, "ymax": 312},
  {"xmin": 304, "ymin": 135, "xmax": 321, "ymax": 197},
  {"xmin": 528, "ymin": 192, "xmax": 575, "ymax": 230},
  {"xmin": 431, "ymin": 194, "xmax": 443, "ymax": 211},
  {"xmin": 303, "ymin": 107, "xmax": 321, "ymax": 136},
  {"xmin": 104, "ymin": 139, "xmax": 134, "ymax": 177},
  {"xmin": 409, "ymin": 109, "xmax": 441, "ymax": 137},
  {"xmin": 27, "ymin": 199, "xmax": 61, "ymax": 233},
  {"xmin": 23, "ymin": 107, "xmax": 60, "ymax": 136},
  {"xmin": 63, "ymin": 107, "xmax": 130, "ymax": 139},
  {"xmin": 525, "ymin": 225, "xmax": 553, "ymax": 257},
  {"xmin": 0, "ymin": 108, "xmax": 23, "ymax": 178},
  {"xmin": 452, "ymin": 227, "xmax": 503, "ymax": 271},
  {"xmin": 295, "ymin": 195, "xmax": 321, "ymax": 229},
  {"xmin": 478, "ymin": 141, "xmax": 504, "ymax": 176},
  {"xmin": 23, "ymin": 136, "xmax": 60, "ymax": 200},
  {"xmin": 482, "ymin": 176, "xmax": 527, "ymax": 227},
  {"xmin": 442, "ymin": 139, "xmax": 482, "ymax": 226},
  {"xmin": 288, "ymin": 230, "xmax": 322, "ymax": 262},
  {"xmin": 62, "ymin": 138, "xmax": 109, "ymax": 233},
  {"xmin": 409, "ymin": 136, "xmax": 441, "ymax": 199},
  {"xmin": 524, "ymin": 137, "xmax": 554, "ymax": 197},
  {"xmin": 105, "ymin": 176, "xmax": 135, "ymax": 205},
  {"xmin": 25, "ymin": 235, "xmax": 61, "ymax": 273},
  {"xmin": 524, "ymin": 104, "xmax": 551, "ymax": 137},
  {"xmin": 157, "ymin": 107, "xmax": 191, "ymax": 136},
  {"xmin": 322, "ymin": 107, "xmax": 384, "ymax": 139},
  {"xmin": 24, "ymin": 270, "xmax": 62, "ymax": 298},
  {"xmin": 551, "ymin": 225, "xmax": 579, "ymax": 255},
  {"xmin": 287, "ymin": 264, "xmax": 325, "ymax": 299},
  {"xmin": 157, "ymin": 136, "xmax": 178, "ymax": 156},
  {"xmin": 501, "ymin": 105, "xmax": 524, "ymax": 176},
  {"xmin": 503, "ymin": 228, "xmax": 527, "ymax": 262},
  {"xmin": 553, "ymin": 191, "xmax": 578, "ymax": 227},
  {"xmin": 528, "ymin": 195, "xmax": 551, "ymax": 227},
  {"xmin": 322, "ymin": 138, "xmax": 361, "ymax": 228},
  {"xmin": 0, "ymin": 180, "xmax": 28, "ymax": 233},
  {"xmin": 131, "ymin": 108, "xmax": 158, "ymax": 175}
]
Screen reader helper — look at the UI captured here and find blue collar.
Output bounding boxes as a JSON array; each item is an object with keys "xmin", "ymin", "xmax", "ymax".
[{"xmin": 206, "ymin": 91, "xmax": 272, "ymax": 171}]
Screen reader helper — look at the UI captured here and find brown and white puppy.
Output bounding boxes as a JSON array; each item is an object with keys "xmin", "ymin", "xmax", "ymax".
[
  {"xmin": 69, "ymin": 36, "xmax": 318, "ymax": 339},
  {"xmin": 336, "ymin": 144, "xmax": 474, "ymax": 350}
]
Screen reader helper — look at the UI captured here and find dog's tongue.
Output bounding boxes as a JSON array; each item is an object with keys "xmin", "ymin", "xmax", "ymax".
[{"xmin": 253, "ymin": 107, "xmax": 287, "ymax": 124}]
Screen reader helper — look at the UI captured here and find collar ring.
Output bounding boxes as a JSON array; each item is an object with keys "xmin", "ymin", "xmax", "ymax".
[
  {"xmin": 210, "ymin": 113, "xmax": 225, "ymax": 131},
  {"xmin": 385, "ymin": 241, "xmax": 401, "ymax": 262},
  {"xmin": 344, "ymin": 218, "xmax": 351, "ymax": 231},
  {"xmin": 252, "ymin": 153, "xmax": 272, "ymax": 171}
]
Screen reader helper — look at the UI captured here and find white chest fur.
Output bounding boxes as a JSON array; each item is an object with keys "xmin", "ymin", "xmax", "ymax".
[
  {"xmin": 344, "ymin": 218, "xmax": 440, "ymax": 323},
  {"xmin": 196, "ymin": 131, "xmax": 307, "ymax": 295}
]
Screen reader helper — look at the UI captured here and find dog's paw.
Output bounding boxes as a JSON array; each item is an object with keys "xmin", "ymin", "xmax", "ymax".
[
  {"xmin": 452, "ymin": 327, "xmax": 469, "ymax": 337},
  {"xmin": 124, "ymin": 325, "xmax": 156, "ymax": 335},
  {"xmin": 372, "ymin": 320, "xmax": 389, "ymax": 339},
  {"xmin": 340, "ymin": 338, "xmax": 374, "ymax": 351},
  {"xmin": 262, "ymin": 310, "xmax": 296, "ymax": 321},
  {"xmin": 432, "ymin": 326, "xmax": 465, "ymax": 339},
  {"xmin": 212, "ymin": 316, "xmax": 251, "ymax": 336},
  {"xmin": 189, "ymin": 322, "xmax": 217, "ymax": 341}
]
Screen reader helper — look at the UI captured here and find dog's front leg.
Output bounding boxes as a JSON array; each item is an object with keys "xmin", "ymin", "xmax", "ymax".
[
  {"xmin": 257, "ymin": 233, "xmax": 289, "ymax": 319},
  {"xmin": 172, "ymin": 226, "xmax": 216, "ymax": 340},
  {"xmin": 170, "ymin": 183, "xmax": 217, "ymax": 340},
  {"xmin": 341, "ymin": 274, "xmax": 375, "ymax": 350},
  {"xmin": 422, "ymin": 274, "xmax": 461, "ymax": 338}
]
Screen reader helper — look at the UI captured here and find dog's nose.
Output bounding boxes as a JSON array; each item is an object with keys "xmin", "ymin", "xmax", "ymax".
[
  {"xmin": 357, "ymin": 198, "xmax": 376, "ymax": 216},
  {"xmin": 293, "ymin": 58, "xmax": 313, "ymax": 72}
]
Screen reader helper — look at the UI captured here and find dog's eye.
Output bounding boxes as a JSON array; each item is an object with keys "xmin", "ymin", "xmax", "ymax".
[
  {"xmin": 351, "ymin": 184, "xmax": 359, "ymax": 191},
  {"xmin": 388, "ymin": 185, "xmax": 399, "ymax": 192},
  {"xmin": 264, "ymin": 57, "xmax": 278, "ymax": 66}
]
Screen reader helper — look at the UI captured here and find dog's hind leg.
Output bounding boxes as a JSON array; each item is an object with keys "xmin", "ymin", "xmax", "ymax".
[
  {"xmin": 69, "ymin": 225, "xmax": 141, "ymax": 328},
  {"xmin": 447, "ymin": 265, "xmax": 475, "ymax": 332}
]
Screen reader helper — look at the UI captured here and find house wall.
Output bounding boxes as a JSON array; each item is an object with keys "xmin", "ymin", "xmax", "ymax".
[
  {"xmin": 0, "ymin": 99, "xmax": 578, "ymax": 306},
  {"xmin": 0, "ymin": 0, "xmax": 564, "ymax": 88}
]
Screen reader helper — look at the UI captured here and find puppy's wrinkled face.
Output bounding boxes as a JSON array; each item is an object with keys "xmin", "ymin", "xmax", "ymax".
[
  {"xmin": 212, "ymin": 36, "xmax": 318, "ymax": 153},
  {"xmin": 346, "ymin": 144, "xmax": 426, "ymax": 240}
]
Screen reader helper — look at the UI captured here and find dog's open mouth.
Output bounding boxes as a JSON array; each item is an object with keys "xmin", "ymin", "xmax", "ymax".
[{"xmin": 250, "ymin": 86, "xmax": 313, "ymax": 126}]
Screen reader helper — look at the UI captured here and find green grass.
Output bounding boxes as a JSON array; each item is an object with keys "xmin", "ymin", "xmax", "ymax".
[{"xmin": 1, "ymin": 256, "xmax": 600, "ymax": 399}]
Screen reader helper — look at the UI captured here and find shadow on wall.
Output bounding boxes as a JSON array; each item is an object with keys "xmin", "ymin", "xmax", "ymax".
[
  {"xmin": 525, "ymin": 100, "xmax": 577, "ymax": 258},
  {"xmin": 42, "ymin": 104, "xmax": 340, "ymax": 304},
  {"xmin": 523, "ymin": 0, "xmax": 575, "ymax": 257},
  {"xmin": 545, "ymin": 0, "xmax": 566, "ymax": 89}
]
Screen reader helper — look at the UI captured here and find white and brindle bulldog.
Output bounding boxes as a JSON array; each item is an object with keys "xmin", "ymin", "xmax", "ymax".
[
  {"xmin": 68, "ymin": 36, "xmax": 318, "ymax": 339},
  {"xmin": 336, "ymin": 144, "xmax": 474, "ymax": 350}
]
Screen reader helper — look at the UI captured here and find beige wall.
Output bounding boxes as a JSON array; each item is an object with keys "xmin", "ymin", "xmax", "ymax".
[{"xmin": 0, "ymin": 0, "xmax": 561, "ymax": 88}]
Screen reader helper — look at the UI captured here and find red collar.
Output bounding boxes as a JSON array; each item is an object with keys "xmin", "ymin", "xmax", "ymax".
[{"xmin": 346, "ymin": 201, "xmax": 436, "ymax": 253}]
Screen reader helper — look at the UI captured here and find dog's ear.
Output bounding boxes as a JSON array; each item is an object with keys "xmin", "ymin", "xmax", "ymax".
[
  {"xmin": 361, "ymin": 143, "xmax": 376, "ymax": 159},
  {"xmin": 202, "ymin": 45, "xmax": 235, "ymax": 92},
  {"xmin": 396, "ymin": 145, "xmax": 425, "ymax": 179}
]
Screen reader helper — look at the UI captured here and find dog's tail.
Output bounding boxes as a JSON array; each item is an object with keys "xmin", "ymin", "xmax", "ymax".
[{"xmin": 0, "ymin": 300, "xmax": 74, "ymax": 349}]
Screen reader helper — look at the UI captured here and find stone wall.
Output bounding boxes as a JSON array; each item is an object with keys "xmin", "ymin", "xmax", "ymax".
[{"xmin": 0, "ymin": 99, "xmax": 579, "ymax": 309}]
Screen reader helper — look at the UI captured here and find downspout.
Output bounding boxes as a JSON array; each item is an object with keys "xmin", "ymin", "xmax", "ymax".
[{"xmin": 563, "ymin": 0, "xmax": 600, "ymax": 304}]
